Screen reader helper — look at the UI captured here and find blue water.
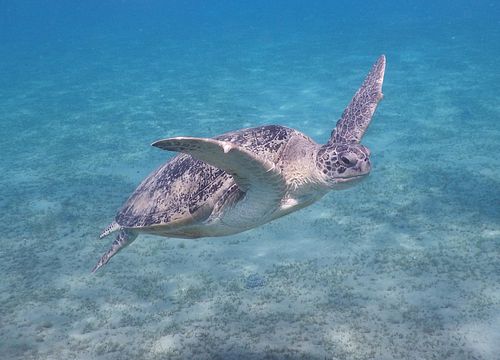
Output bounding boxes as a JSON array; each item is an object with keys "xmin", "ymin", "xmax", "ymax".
[{"xmin": 1, "ymin": 1, "xmax": 499, "ymax": 359}]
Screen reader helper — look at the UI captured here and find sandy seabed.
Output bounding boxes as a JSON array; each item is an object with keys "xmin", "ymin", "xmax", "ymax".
[{"xmin": 1, "ymin": 21, "xmax": 499, "ymax": 360}]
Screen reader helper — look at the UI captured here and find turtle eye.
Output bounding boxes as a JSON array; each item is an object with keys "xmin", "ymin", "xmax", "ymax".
[{"xmin": 340, "ymin": 156, "xmax": 354, "ymax": 167}]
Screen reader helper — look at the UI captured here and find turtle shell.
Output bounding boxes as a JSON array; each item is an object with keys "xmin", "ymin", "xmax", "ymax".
[{"xmin": 115, "ymin": 125, "xmax": 298, "ymax": 229}]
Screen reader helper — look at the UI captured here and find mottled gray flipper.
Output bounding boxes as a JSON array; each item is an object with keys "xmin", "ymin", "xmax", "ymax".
[
  {"xmin": 152, "ymin": 137, "xmax": 285, "ymax": 193},
  {"xmin": 330, "ymin": 55, "xmax": 386, "ymax": 144},
  {"xmin": 152, "ymin": 137, "xmax": 286, "ymax": 224},
  {"xmin": 92, "ymin": 230, "xmax": 137, "ymax": 273},
  {"xmin": 99, "ymin": 221, "xmax": 121, "ymax": 239}
]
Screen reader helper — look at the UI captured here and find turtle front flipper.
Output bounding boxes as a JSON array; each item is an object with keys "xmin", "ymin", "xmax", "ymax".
[
  {"xmin": 92, "ymin": 229, "xmax": 137, "ymax": 273},
  {"xmin": 330, "ymin": 55, "xmax": 386, "ymax": 144},
  {"xmin": 151, "ymin": 137, "xmax": 286, "ymax": 226}
]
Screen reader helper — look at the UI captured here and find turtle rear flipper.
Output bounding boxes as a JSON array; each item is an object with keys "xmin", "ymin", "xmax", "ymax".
[
  {"xmin": 92, "ymin": 230, "xmax": 137, "ymax": 273},
  {"xmin": 99, "ymin": 221, "xmax": 121, "ymax": 239}
]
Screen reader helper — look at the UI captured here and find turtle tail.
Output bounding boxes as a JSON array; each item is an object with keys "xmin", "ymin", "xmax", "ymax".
[{"xmin": 99, "ymin": 221, "xmax": 121, "ymax": 239}]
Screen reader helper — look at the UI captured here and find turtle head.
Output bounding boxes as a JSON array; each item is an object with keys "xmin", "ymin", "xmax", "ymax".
[{"xmin": 316, "ymin": 143, "xmax": 371, "ymax": 189}]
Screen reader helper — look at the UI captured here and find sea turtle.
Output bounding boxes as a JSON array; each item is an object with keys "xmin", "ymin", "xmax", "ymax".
[{"xmin": 93, "ymin": 55, "xmax": 386, "ymax": 272}]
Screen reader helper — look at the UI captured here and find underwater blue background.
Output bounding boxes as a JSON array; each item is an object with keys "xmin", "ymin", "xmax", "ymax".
[{"xmin": 1, "ymin": 1, "xmax": 499, "ymax": 359}]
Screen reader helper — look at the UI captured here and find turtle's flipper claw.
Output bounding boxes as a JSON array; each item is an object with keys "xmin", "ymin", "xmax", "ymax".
[{"xmin": 91, "ymin": 230, "xmax": 137, "ymax": 273}]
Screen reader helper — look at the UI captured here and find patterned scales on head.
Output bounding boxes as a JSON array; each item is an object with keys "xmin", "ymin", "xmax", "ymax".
[{"xmin": 93, "ymin": 55, "xmax": 386, "ymax": 272}]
